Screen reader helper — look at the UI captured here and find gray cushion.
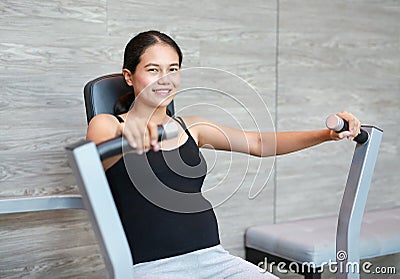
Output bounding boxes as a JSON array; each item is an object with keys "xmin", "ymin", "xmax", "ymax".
[{"xmin": 245, "ymin": 207, "xmax": 400, "ymax": 266}]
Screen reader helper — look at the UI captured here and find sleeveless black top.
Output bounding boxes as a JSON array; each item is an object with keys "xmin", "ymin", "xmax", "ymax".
[{"xmin": 105, "ymin": 116, "xmax": 220, "ymax": 264}]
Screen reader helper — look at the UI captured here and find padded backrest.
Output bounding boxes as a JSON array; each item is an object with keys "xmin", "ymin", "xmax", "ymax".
[{"xmin": 83, "ymin": 73, "xmax": 175, "ymax": 124}]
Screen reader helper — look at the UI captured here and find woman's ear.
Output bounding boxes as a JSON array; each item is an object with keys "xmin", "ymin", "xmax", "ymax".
[{"xmin": 122, "ymin": 69, "xmax": 133, "ymax": 86}]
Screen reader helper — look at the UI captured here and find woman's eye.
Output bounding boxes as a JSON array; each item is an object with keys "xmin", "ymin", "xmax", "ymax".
[
  {"xmin": 170, "ymin": 68, "xmax": 179, "ymax": 72},
  {"xmin": 148, "ymin": 68, "xmax": 158, "ymax": 72}
]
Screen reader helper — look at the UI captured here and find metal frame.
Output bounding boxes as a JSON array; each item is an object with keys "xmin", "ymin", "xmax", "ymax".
[
  {"xmin": 65, "ymin": 139, "xmax": 133, "ymax": 279},
  {"xmin": 336, "ymin": 125, "xmax": 383, "ymax": 279},
  {"xmin": 0, "ymin": 195, "xmax": 83, "ymax": 214},
  {"xmin": 0, "ymin": 139, "xmax": 133, "ymax": 279},
  {"xmin": 245, "ymin": 125, "xmax": 383, "ymax": 279}
]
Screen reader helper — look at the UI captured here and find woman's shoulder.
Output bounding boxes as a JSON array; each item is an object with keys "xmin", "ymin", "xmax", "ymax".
[
  {"xmin": 89, "ymin": 113, "xmax": 124, "ymax": 126},
  {"xmin": 87, "ymin": 113, "xmax": 122, "ymax": 143},
  {"xmin": 176, "ymin": 116, "xmax": 216, "ymax": 142},
  {"xmin": 178, "ymin": 116, "xmax": 221, "ymax": 132},
  {"xmin": 178, "ymin": 115, "xmax": 212, "ymax": 126}
]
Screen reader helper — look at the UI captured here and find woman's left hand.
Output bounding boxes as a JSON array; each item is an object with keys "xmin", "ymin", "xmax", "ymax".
[{"xmin": 329, "ymin": 111, "xmax": 361, "ymax": 141}]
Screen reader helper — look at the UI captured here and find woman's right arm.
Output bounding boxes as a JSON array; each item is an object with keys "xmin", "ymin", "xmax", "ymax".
[
  {"xmin": 86, "ymin": 114, "xmax": 124, "ymax": 170},
  {"xmin": 86, "ymin": 113, "xmax": 160, "ymax": 170}
]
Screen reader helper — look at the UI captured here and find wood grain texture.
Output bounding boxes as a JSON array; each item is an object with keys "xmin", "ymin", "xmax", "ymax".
[
  {"xmin": 276, "ymin": 0, "xmax": 400, "ymax": 222},
  {"xmin": 0, "ymin": 210, "xmax": 106, "ymax": 279},
  {"xmin": 0, "ymin": 0, "xmax": 398, "ymax": 277}
]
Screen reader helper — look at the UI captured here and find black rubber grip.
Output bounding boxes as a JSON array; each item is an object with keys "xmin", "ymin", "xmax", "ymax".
[
  {"xmin": 335, "ymin": 120, "xmax": 369, "ymax": 144},
  {"xmin": 97, "ymin": 124, "xmax": 165, "ymax": 161}
]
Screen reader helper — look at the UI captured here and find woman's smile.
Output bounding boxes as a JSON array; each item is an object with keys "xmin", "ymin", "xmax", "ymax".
[{"xmin": 153, "ymin": 88, "xmax": 173, "ymax": 96}]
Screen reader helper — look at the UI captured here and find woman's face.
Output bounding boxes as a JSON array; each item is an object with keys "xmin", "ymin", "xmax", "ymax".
[{"xmin": 125, "ymin": 43, "xmax": 181, "ymax": 108}]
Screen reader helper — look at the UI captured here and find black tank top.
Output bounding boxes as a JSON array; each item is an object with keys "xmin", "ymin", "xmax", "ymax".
[{"xmin": 105, "ymin": 116, "xmax": 220, "ymax": 264}]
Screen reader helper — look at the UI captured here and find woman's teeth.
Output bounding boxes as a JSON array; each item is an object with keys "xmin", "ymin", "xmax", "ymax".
[{"xmin": 153, "ymin": 89, "xmax": 171, "ymax": 96}]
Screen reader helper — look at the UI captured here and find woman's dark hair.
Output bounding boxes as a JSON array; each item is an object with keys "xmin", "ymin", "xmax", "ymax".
[
  {"xmin": 114, "ymin": 30, "xmax": 183, "ymax": 115},
  {"xmin": 123, "ymin": 30, "xmax": 182, "ymax": 73}
]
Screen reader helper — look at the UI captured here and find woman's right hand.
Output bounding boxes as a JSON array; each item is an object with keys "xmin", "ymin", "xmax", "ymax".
[{"xmin": 120, "ymin": 113, "xmax": 160, "ymax": 154}]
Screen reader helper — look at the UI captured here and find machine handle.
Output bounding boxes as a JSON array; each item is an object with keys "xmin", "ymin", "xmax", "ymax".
[{"xmin": 97, "ymin": 121, "xmax": 179, "ymax": 160}]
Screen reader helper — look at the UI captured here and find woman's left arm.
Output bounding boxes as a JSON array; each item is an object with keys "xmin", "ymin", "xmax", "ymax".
[
  {"xmin": 268, "ymin": 110, "xmax": 361, "ymax": 156},
  {"xmin": 185, "ymin": 111, "xmax": 361, "ymax": 157}
]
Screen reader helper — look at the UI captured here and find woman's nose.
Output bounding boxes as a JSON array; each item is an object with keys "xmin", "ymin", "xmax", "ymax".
[{"xmin": 157, "ymin": 73, "xmax": 171, "ymax": 84}]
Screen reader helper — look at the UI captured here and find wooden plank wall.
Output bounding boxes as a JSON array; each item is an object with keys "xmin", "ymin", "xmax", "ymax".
[{"xmin": 1, "ymin": 0, "xmax": 399, "ymax": 278}]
